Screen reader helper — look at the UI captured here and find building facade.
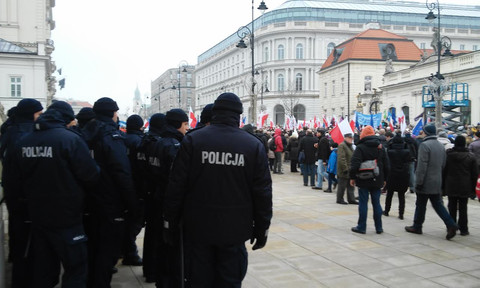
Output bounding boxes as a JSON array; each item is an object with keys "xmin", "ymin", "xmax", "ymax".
[
  {"xmin": 0, "ymin": 0, "xmax": 56, "ymax": 119},
  {"xmin": 192, "ymin": 0, "xmax": 480, "ymax": 127}
]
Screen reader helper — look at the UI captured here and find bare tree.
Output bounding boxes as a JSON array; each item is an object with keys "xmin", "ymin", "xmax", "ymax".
[{"xmin": 279, "ymin": 81, "xmax": 301, "ymax": 117}]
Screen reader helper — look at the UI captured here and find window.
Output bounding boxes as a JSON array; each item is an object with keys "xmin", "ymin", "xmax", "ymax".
[
  {"xmin": 474, "ymin": 45, "xmax": 478, "ymax": 51},
  {"xmin": 402, "ymin": 106, "xmax": 410, "ymax": 125},
  {"xmin": 295, "ymin": 73, "xmax": 303, "ymax": 91},
  {"xmin": 327, "ymin": 42, "xmax": 335, "ymax": 57},
  {"xmin": 264, "ymin": 47, "xmax": 269, "ymax": 62},
  {"xmin": 10, "ymin": 77, "xmax": 22, "ymax": 97},
  {"xmin": 277, "ymin": 44, "xmax": 284, "ymax": 60},
  {"xmin": 324, "ymin": 82, "xmax": 328, "ymax": 98},
  {"xmin": 332, "ymin": 80, "xmax": 335, "ymax": 96},
  {"xmin": 274, "ymin": 104, "xmax": 285, "ymax": 126},
  {"xmin": 296, "ymin": 43, "xmax": 304, "ymax": 59},
  {"xmin": 364, "ymin": 76, "xmax": 372, "ymax": 92},
  {"xmin": 277, "ymin": 74, "xmax": 285, "ymax": 91},
  {"xmin": 420, "ymin": 43, "xmax": 426, "ymax": 50},
  {"xmin": 460, "ymin": 44, "xmax": 465, "ymax": 50},
  {"xmin": 293, "ymin": 104, "xmax": 305, "ymax": 121},
  {"xmin": 341, "ymin": 77, "xmax": 345, "ymax": 93}
]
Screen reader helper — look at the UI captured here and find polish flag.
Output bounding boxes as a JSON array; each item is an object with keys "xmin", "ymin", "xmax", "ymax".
[
  {"xmin": 397, "ymin": 109, "xmax": 406, "ymax": 132},
  {"xmin": 270, "ymin": 120, "xmax": 274, "ymax": 129},
  {"xmin": 261, "ymin": 113, "xmax": 269, "ymax": 127},
  {"xmin": 323, "ymin": 115, "xmax": 329, "ymax": 128},
  {"xmin": 189, "ymin": 106, "xmax": 197, "ymax": 128},
  {"xmin": 314, "ymin": 116, "xmax": 318, "ymax": 128},
  {"xmin": 330, "ymin": 118, "xmax": 355, "ymax": 144}
]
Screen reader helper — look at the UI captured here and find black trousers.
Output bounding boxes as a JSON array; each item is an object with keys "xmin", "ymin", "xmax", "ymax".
[
  {"xmin": 9, "ymin": 212, "xmax": 33, "ymax": 288},
  {"xmin": 448, "ymin": 196, "xmax": 469, "ymax": 233},
  {"xmin": 32, "ymin": 225, "xmax": 88, "ymax": 288},
  {"xmin": 85, "ymin": 215, "xmax": 124, "ymax": 288},
  {"xmin": 186, "ymin": 243, "xmax": 247, "ymax": 288},
  {"xmin": 290, "ymin": 159, "xmax": 298, "ymax": 172},
  {"xmin": 384, "ymin": 189, "xmax": 406, "ymax": 216},
  {"xmin": 122, "ymin": 199, "xmax": 145, "ymax": 260},
  {"xmin": 143, "ymin": 199, "xmax": 161, "ymax": 281}
]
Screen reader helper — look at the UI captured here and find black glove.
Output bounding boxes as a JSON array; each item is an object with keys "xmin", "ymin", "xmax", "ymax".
[
  {"xmin": 415, "ymin": 184, "xmax": 423, "ymax": 193},
  {"xmin": 162, "ymin": 220, "xmax": 176, "ymax": 246},
  {"xmin": 250, "ymin": 229, "xmax": 269, "ymax": 250}
]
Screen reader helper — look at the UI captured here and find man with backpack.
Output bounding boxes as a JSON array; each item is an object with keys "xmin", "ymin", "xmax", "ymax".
[
  {"xmin": 350, "ymin": 126, "xmax": 390, "ymax": 234},
  {"xmin": 271, "ymin": 128, "xmax": 284, "ymax": 174}
]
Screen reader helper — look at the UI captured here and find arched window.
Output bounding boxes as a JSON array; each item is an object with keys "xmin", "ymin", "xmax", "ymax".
[
  {"xmin": 364, "ymin": 76, "xmax": 372, "ymax": 92},
  {"xmin": 274, "ymin": 105, "xmax": 285, "ymax": 127},
  {"xmin": 264, "ymin": 46, "xmax": 269, "ymax": 62},
  {"xmin": 293, "ymin": 104, "xmax": 306, "ymax": 121},
  {"xmin": 327, "ymin": 42, "xmax": 335, "ymax": 57},
  {"xmin": 295, "ymin": 73, "xmax": 303, "ymax": 91},
  {"xmin": 277, "ymin": 74, "xmax": 285, "ymax": 91},
  {"xmin": 402, "ymin": 106, "xmax": 410, "ymax": 125},
  {"xmin": 277, "ymin": 44, "xmax": 284, "ymax": 60},
  {"xmin": 296, "ymin": 43, "xmax": 304, "ymax": 59}
]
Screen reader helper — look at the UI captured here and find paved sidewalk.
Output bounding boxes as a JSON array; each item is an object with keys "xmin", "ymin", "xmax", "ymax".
[{"xmin": 113, "ymin": 171, "xmax": 480, "ymax": 288}]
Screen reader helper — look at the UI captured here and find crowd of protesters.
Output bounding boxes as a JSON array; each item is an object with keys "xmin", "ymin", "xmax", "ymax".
[{"xmin": 1, "ymin": 94, "xmax": 480, "ymax": 287}]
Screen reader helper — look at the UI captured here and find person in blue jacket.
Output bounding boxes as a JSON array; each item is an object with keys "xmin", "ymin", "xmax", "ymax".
[
  {"xmin": 325, "ymin": 142, "xmax": 339, "ymax": 192},
  {"xmin": 163, "ymin": 93, "xmax": 273, "ymax": 288},
  {"xmin": 81, "ymin": 97, "xmax": 138, "ymax": 287},
  {"xmin": 11, "ymin": 101, "xmax": 99, "ymax": 287}
]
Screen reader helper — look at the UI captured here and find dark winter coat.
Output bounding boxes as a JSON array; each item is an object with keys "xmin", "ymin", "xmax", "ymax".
[
  {"xmin": 316, "ymin": 135, "xmax": 331, "ymax": 162},
  {"xmin": 13, "ymin": 110, "xmax": 99, "ymax": 228},
  {"xmin": 299, "ymin": 134, "xmax": 317, "ymax": 165},
  {"xmin": 350, "ymin": 135, "xmax": 390, "ymax": 190},
  {"xmin": 163, "ymin": 110, "xmax": 272, "ymax": 245},
  {"xmin": 443, "ymin": 147, "xmax": 478, "ymax": 198},
  {"xmin": 286, "ymin": 137, "xmax": 299, "ymax": 161},
  {"xmin": 125, "ymin": 130, "xmax": 148, "ymax": 200},
  {"xmin": 386, "ymin": 136, "xmax": 410, "ymax": 193},
  {"xmin": 81, "ymin": 116, "xmax": 138, "ymax": 220}
]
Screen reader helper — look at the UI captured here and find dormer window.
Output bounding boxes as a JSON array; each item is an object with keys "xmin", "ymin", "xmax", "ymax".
[{"xmin": 379, "ymin": 43, "xmax": 397, "ymax": 60}]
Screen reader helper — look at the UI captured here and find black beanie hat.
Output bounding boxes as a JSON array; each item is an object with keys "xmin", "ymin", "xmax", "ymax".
[
  {"xmin": 126, "ymin": 114, "xmax": 144, "ymax": 131},
  {"xmin": 93, "ymin": 97, "xmax": 119, "ymax": 118},
  {"xmin": 16, "ymin": 98, "xmax": 43, "ymax": 119},
  {"xmin": 454, "ymin": 135, "xmax": 466, "ymax": 148},
  {"xmin": 150, "ymin": 113, "xmax": 166, "ymax": 132},
  {"xmin": 48, "ymin": 101, "xmax": 75, "ymax": 123},
  {"xmin": 7, "ymin": 106, "xmax": 17, "ymax": 118},
  {"xmin": 166, "ymin": 109, "xmax": 188, "ymax": 129},
  {"xmin": 423, "ymin": 124, "xmax": 436, "ymax": 136},
  {"xmin": 200, "ymin": 103, "xmax": 214, "ymax": 124},
  {"xmin": 212, "ymin": 93, "xmax": 243, "ymax": 114},
  {"xmin": 76, "ymin": 107, "xmax": 96, "ymax": 122}
]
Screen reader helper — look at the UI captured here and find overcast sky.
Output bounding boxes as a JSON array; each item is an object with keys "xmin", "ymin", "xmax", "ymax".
[{"xmin": 50, "ymin": 0, "xmax": 479, "ymax": 115}]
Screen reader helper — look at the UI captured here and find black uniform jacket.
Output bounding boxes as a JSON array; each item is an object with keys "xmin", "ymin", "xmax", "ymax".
[
  {"xmin": 163, "ymin": 112, "xmax": 273, "ymax": 245},
  {"xmin": 13, "ymin": 111, "xmax": 99, "ymax": 228},
  {"xmin": 82, "ymin": 116, "xmax": 137, "ymax": 220}
]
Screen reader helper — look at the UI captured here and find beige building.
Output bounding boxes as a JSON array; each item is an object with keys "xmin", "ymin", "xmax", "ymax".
[{"xmin": 0, "ymin": 0, "xmax": 56, "ymax": 118}]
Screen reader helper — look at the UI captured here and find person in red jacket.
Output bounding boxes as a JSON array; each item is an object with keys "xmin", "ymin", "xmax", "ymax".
[{"xmin": 273, "ymin": 128, "xmax": 284, "ymax": 174}]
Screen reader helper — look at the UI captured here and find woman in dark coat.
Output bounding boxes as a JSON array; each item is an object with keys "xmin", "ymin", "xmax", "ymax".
[
  {"xmin": 444, "ymin": 136, "xmax": 478, "ymax": 236},
  {"xmin": 286, "ymin": 131, "xmax": 300, "ymax": 172},
  {"xmin": 384, "ymin": 133, "xmax": 410, "ymax": 219}
]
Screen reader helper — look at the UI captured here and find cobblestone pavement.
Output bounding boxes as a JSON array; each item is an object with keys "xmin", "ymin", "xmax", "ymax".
[{"xmin": 109, "ymin": 171, "xmax": 480, "ymax": 287}]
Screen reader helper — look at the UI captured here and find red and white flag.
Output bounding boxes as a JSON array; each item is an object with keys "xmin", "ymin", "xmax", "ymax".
[
  {"xmin": 330, "ymin": 118, "xmax": 355, "ymax": 144},
  {"xmin": 270, "ymin": 119, "xmax": 274, "ymax": 129},
  {"xmin": 189, "ymin": 106, "xmax": 197, "ymax": 128},
  {"xmin": 397, "ymin": 109, "xmax": 406, "ymax": 132}
]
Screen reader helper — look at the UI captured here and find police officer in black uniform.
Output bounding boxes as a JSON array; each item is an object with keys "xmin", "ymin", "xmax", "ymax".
[
  {"xmin": 1, "ymin": 98, "xmax": 43, "ymax": 288},
  {"xmin": 122, "ymin": 114, "xmax": 146, "ymax": 266},
  {"xmin": 163, "ymin": 93, "xmax": 273, "ymax": 288},
  {"xmin": 11, "ymin": 101, "xmax": 99, "ymax": 287},
  {"xmin": 81, "ymin": 97, "xmax": 138, "ymax": 288}
]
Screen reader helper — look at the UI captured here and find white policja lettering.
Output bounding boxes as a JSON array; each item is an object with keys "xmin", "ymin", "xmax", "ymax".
[{"xmin": 201, "ymin": 151, "xmax": 245, "ymax": 166}]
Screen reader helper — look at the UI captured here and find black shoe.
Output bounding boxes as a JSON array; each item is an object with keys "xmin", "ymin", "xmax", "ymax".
[
  {"xmin": 336, "ymin": 200, "xmax": 348, "ymax": 205},
  {"xmin": 383, "ymin": 211, "xmax": 389, "ymax": 216},
  {"xmin": 405, "ymin": 226, "xmax": 422, "ymax": 234},
  {"xmin": 278, "ymin": 172, "xmax": 284, "ymax": 174},
  {"xmin": 122, "ymin": 255, "xmax": 143, "ymax": 266},
  {"xmin": 460, "ymin": 231, "xmax": 470, "ymax": 236},
  {"xmin": 111, "ymin": 267, "xmax": 118, "ymax": 274},
  {"xmin": 311, "ymin": 186, "xmax": 322, "ymax": 190},
  {"xmin": 348, "ymin": 201, "xmax": 359, "ymax": 205},
  {"xmin": 324, "ymin": 189, "xmax": 332, "ymax": 192},
  {"xmin": 376, "ymin": 230, "xmax": 383, "ymax": 234},
  {"xmin": 145, "ymin": 276, "xmax": 156, "ymax": 283},
  {"xmin": 351, "ymin": 227, "xmax": 366, "ymax": 234},
  {"xmin": 446, "ymin": 226, "xmax": 458, "ymax": 240},
  {"xmin": 303, "ymin": 183, "xmax": 308, "ymax": 186},
  {"xmin": 398, "ymin": 215, "xmax": 404, "ymax": 220}
]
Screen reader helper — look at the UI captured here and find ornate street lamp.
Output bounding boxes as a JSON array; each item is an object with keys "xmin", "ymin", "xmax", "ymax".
[
  {"xmin": 236, "ymin": 0, "xmax": 268, "ymax": 125},
  {"xmin": 173, "ymin": 60, "xmax": 189, "ymax": 110},
  {"xmin": 425, "ymin": 0, "xmax": 453, "ymax": 130}
]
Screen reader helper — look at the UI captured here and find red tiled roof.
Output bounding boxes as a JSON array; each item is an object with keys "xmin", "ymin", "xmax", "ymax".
[
  {"xmin": 67, "ymin": 101, "xmax": 93, "ymax": 108},
  {"xmin": 321, "ymin": 29, "xmax": 422, "ymax": 70}
]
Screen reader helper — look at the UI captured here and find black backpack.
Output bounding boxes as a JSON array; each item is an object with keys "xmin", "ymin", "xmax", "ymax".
[{"xmin": 269, "ymin": 137, "xmax": 277, "ymax": 151}]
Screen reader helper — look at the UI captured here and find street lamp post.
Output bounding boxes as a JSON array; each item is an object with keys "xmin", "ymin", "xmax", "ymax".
[
  {"xmin": 236, "ymin": 0, "xmax": 268, "ymax": 125},
  {"xmin": 425, "ymin": 0, "xmax": 452, "ymax": 130},
  {"xmin": 173, "ymin": 60, "xmax": 188, "ymax": 110}
]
